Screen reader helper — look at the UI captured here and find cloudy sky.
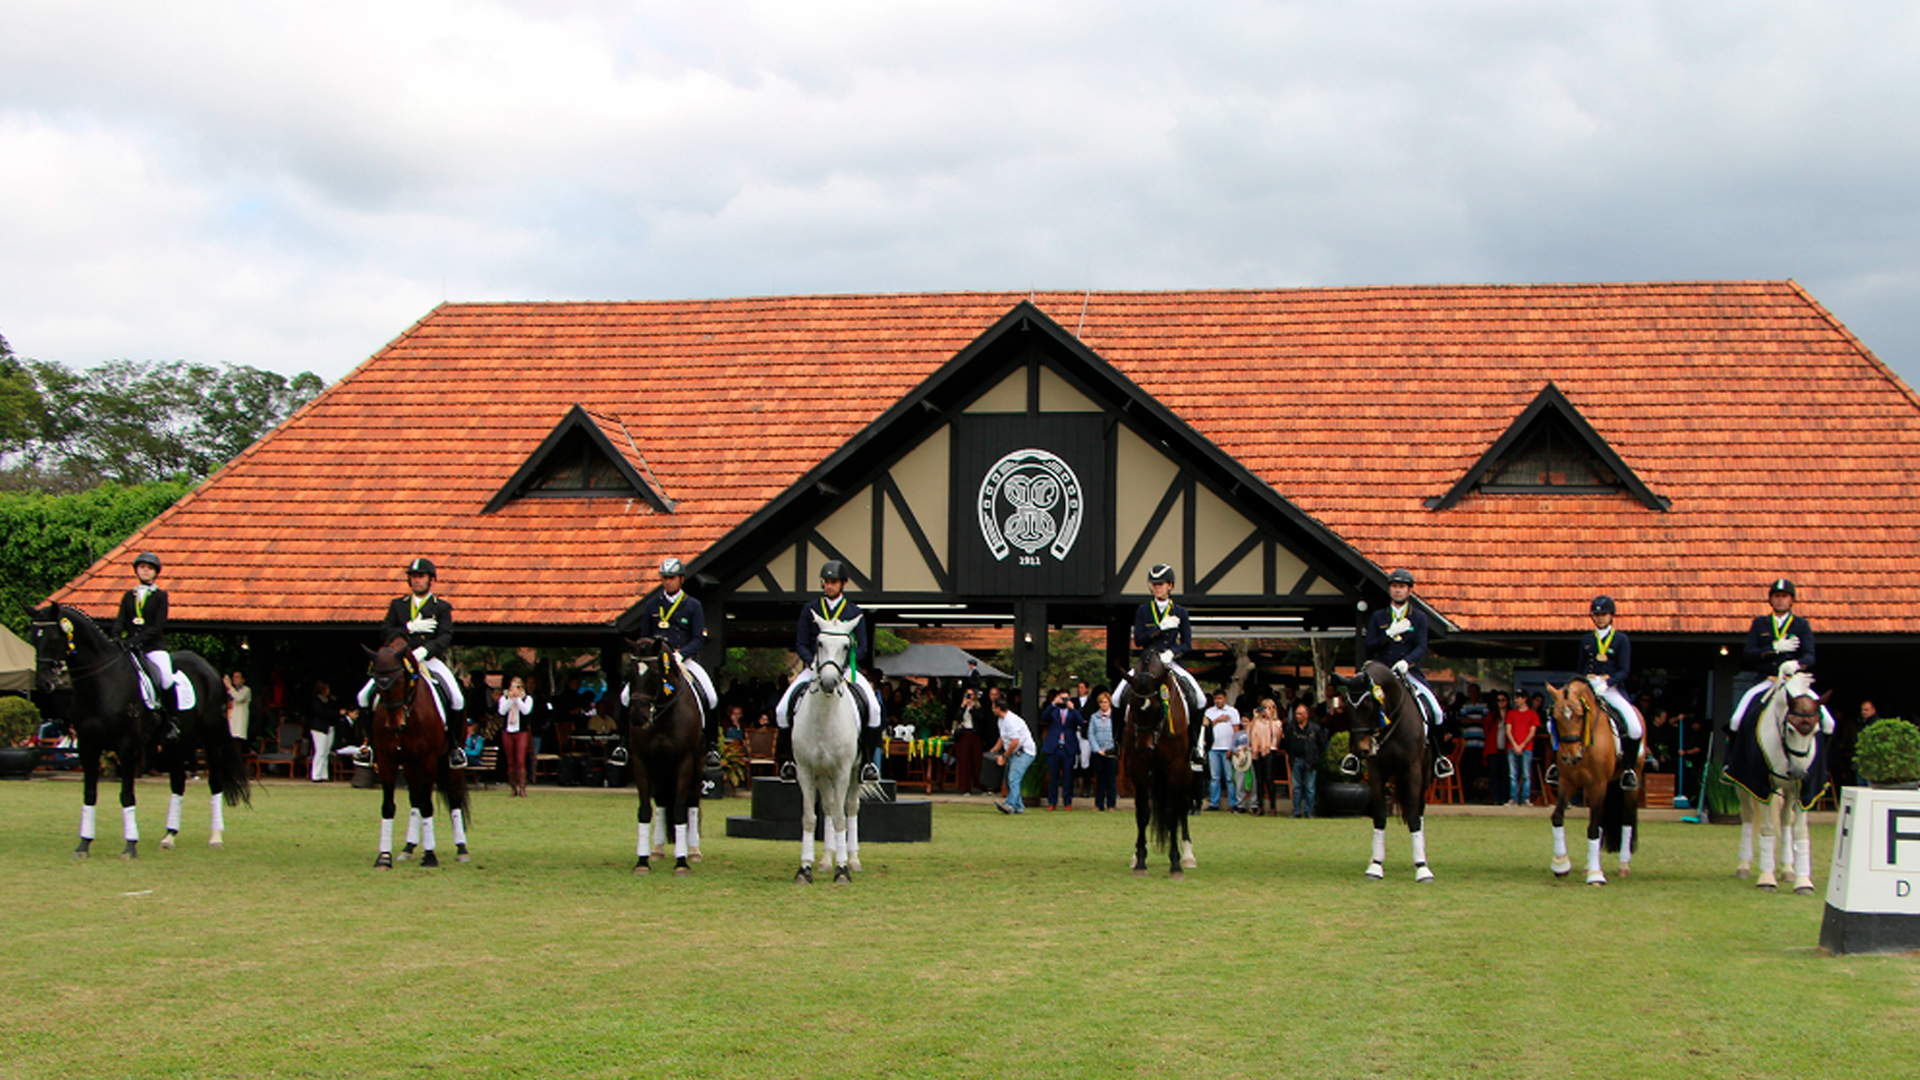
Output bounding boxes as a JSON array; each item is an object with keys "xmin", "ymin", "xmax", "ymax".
[{"xmin": 4, "ymin": 0, "xmax": 1917, "ymax": 385}]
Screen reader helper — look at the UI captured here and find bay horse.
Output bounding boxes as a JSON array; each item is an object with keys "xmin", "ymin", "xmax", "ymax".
[
  {"xmin": 28, "ymin": 603, "xmax": 250, "ymax": 858},
  {"xmin": 364, "ymin": 637, "xmax": 470, "ymax": 869},
  {"xmin": 789, "ymin": 612, "xmax": 863, "ymax": 885},
  {"xmin": 1543, "ymin": 679, "xmax": 1642, "ymax": 885},
  {"xmin": 625, "ymin": 636, "xmax": 705, "ymax": 876},
  {"xmin": 1120, "ymin": 648, "xmax": 1196, "ymax": 878},
  {"xmin": 1342, "ymin": 661, "xmax": 1434, "ymax": 882},
  {"xmin": 1726, "ymin": 669, "xmax": 1830, "ymax": 894}
]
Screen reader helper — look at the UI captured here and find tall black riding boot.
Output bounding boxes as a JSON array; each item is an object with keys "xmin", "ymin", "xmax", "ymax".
[
  {"xmin": 446, "ymin": 708, "xmax": 468, "ymax": 769},
  {"xmin": 704, "ymin": 716, "xmax": 721, "ymax": 770},
  {"xmin": 1618, "ymin": 735, "xmax": 1642, "ymax": 790},
  {"xmin": 858, "ymin": 723, "xmax": 882, "ymax": 782}
]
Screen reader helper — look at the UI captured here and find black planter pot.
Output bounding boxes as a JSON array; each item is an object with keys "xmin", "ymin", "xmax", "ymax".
[
  {"xmin": 0, "ymin": 745, "xmax": 40, "ymax": 780},
  {"xmin": 1319, "ymin": 779, "xmax": 1373, "ymax": 817}
]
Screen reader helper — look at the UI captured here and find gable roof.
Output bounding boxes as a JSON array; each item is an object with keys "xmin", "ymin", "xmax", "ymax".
[
  {"xmin": 482, "ymin": 404, "xmax": 676, "ymax": 514},
  {"xmin": 1426, "ymin": 383, "xmax": 1669, "ymax": 511},
  {"xmin": 49, "ymin": 281, "xmax": 1920, "ymax": 636}
]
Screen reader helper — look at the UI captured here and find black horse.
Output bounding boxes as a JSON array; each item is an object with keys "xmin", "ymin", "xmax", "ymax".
[
  {"xmin": 28, "ymin": 603, "xmax": 250, "ymax": 859},
  {"xmin": 364, "ymin": 637, "xmax": 471, "ymax": 869},
  {"xmin": 625, "ymin": 636, "xmax": 706, "ymax": 876},
  {"xmin": 1343, "ymin": 660, "xmax": 1435, "ymax": 882},
  {"xmin": 1120, "ymin": 649, "xmax": 1196, "ymax": 878}
]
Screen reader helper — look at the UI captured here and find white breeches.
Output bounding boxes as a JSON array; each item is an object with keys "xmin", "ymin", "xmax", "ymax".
[
  {"xmin": 776, "ymin": 668, "xmax": 882, "ymax": 728},
  {"xmin": 1407, "ymin": 677, "xmax": 1443, "ymax": 732},
  {"xmin": 1589, "ymin": 679, "xmax": 1644, "ymax": 740},
  {"xmin": 619, "ymin": 656, "xmax": 718, "ymax": 712},
  {"xmin": 142, "ymin": 650, "xmax": 195, "ymax": 709},
  {"xmin": 358, "ymin": 655, "xmax": 463, "ymax": 722},
  {"xmin": 1731, "ymin": 679, "xmax": 1835, "ymax": 734}
]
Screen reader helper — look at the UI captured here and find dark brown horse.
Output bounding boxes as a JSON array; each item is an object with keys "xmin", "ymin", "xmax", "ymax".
[
  {"xmin": 364, "ymin": 637, "xmax": 469, "ymax": 869},
  {"xmin": 1120, "ymin": 649, "xmax": 1196, "ymax": 878},
  {"xmin": 625, "ymin": 636, "xmax": 706, "ymax": 876},
  {"xmin": 1343, "ymin": 660, "xmax": 1435, "ymax": 882},
  {"xmin": 28, "ymin": 603, "xmax": 250, "ymax": 858},
  {"xmin": 1543, "ymin": 679, "xmax": 1641, "ymax": 885}
]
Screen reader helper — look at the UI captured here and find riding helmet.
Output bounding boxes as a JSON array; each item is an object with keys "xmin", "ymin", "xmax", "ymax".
[
  {"xmin": 1148, "ymin": 563, "xmax": 1176, "ymax": 585},
  {"xmin": 1590, "ymin": 595, "xmax": 1616, "ymax": 615},
  {"xmin": 659, "ymin": 557, "xmax": 686, "ymax": 578},
  {"xmin": 1769, "ymin": 578, "xmax": 1796, "ymax": 596},
  {"xmin": 405, "ymin": 557, "xmax": 436, "ymax": 578},
  {"xmin": 132, "ymin": 552, "xmax": 162, "ymax": 572},
  {"xmin": 1387, "ymin": 568, "xmax": 1415, "ymax": 586},
  {"xmin": 819, "ymin": 559, "xmax": 848, "ymax": 582}
]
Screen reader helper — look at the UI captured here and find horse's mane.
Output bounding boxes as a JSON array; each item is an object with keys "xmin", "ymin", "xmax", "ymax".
[{"xmin": 45, "ymin": 603, "xmax": 116, "ymax": 653}]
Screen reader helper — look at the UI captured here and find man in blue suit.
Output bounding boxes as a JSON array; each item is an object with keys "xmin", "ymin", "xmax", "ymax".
[{"xmin": 1040, "ymin": 689, "xmax": 1083, "ymax": 810}]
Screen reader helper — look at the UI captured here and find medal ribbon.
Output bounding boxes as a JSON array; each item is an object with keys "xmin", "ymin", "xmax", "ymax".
[
  {"xmin": 1594, "ymin": 626, "xmax": 1613, "ymax": 661},
  {"xmin": 1772, "ymin": 613, "xmax": 1793, "ymax": 645}
]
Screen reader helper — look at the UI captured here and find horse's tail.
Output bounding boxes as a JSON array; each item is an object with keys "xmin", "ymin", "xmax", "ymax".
[
  {"xmin": 175, "ymin": 652, "xmax": 251, "ymax": 807},
  {"xmin": 1148, "ymin": 758, "xmax": 1179, "ymax": 853},
  {"xmin": 1600, "ymin": 780, "xmax": 1636, "ymax": 854}
]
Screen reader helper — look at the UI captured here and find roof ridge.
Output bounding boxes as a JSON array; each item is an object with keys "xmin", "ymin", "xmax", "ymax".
[{"xmin": 1785, "ymin": 279, "xmax": 1920, "ymax": 413}]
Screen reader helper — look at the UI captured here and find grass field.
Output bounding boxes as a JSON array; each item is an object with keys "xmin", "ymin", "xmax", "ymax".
[{"xmin": 1, "ymin": 777, "xmax": 1914, "ymax": 1080}]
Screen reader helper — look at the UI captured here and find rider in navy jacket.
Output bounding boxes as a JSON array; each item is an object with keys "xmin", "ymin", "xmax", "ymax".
[
  {"xmin": 774, "ymin": 560, "xmax": 886, "ymax": 781},
  {"xmin": 1578, "ymin": 595, "xmax": 1645, "ymax": 789},
  {"xmin": 113, "ymin": 551, "xmax": 194, "ymax": 740},
  {"xmin": 615, "ymin": 558, "xmax": 720, "ymax": 768},
  {"xmin": 1111, "ymin": 564, "xmax": 1206, "ymax": 755},
  {"xmin": 1362, "ymin": 568, "xmax": 1451, "ymax": 778},
  {"xmin": 1732, "ymin": 578, "xmax": 1833, "ymax": 735}
]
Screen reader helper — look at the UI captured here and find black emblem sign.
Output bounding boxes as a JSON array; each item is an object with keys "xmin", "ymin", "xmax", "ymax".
[{"xmin": 952, "ymin": 414, "xmax": 1106, "ymax": 596}]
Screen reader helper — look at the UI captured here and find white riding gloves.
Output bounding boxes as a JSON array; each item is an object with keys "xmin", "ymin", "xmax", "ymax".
[
  {"xmin": 1392, "ymin": 659, "xmax": 1410, "ymax": 677},
  {"xmin": 1158, "ymin": 649, "xmax": 1175, "ymax": 666},
  {"xmin": 1158, "ymin": 614, "xmax": 1180, "ymax": 631},
  {"xmin": 407, "ymin": 617, "xmax": 438, "ymax": 635},
  {"xmin": 1773, "ymin": 635, "xmax": 1799, "ymax": 653},
  {"xmin": 1387, "ymin": 619, "xmax": 1412, "ymax": 638},
  {"xmin": 1779, "ymin": 659, "xmax": 1801, "ymax": 677},
  {"xmin": 412, "ymin": 647, "xmax": 430, "ymax": 664},
  {"xmin": 1589, "ymin": 674, "xmax": 1610, "ymax": 693}
]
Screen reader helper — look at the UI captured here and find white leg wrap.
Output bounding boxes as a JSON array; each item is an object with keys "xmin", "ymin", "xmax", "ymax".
[
  {"xmin": 123, "ymin": 806, "xmax": 140, "ymax": 843},
  {"xmin": 1794, "ymin": 837, "xmax": 1812, "ymax": 880},
  {"xmin": 406, "ymin": 808, "xmax": 422, "ymax": 847},
  {"xmin": 686, "ymin": 807, "xmax": 701, "ymax": 852},
  {"xmin": 421, "ymin": 817, "xmax": 436, "ymax": 852},
  {"xmin": 209, "ymin": 795, "xmax": 226, "ymax": 835},
  {"xmin": 1371, "ymin": 828, "xmax": 1386, "ymax": 864},
  {"xmin": 846, "ymin": 817, "xmax": 860, "ymax": 858},
  {"xmin": 81, "ymin": 804, "xmax": 97, "ymax": 841},
  {"xmin": 1552, "ymin": 824, "xmax": 1568, "ymax": 858},
  {"xmin": 652, "ymin": 814, "xmax": 667, "ymax": 848},
  {"xmin": 636, "ymin": 821, "xmax": 649, "ymax": 857},
  {"xmin": 801, "ymin": 827, "xmax": 815, "ymax": 868},
  {"xmin": 166, "ymin": 794, "xmax": 184, "ymax": 834},
  {"xmin": 1758, "ymin": 833, "xmax": 1777, "ymax": 875},
  {"xmin": 1739, "ymin": 822, "xmax": 1755, "ymax": 863},
  {"xmin": 1586, "ymin": 835, "xmax": 1602, "ymax": 874},
  {"xmin": 833, "ymin": 828, "xmax": 849, "ymax": 866},
  {"xmin": 1411, "ymin": 829, "xmax": 1428, "ymax": 866},
  {"xmin": 451, "ymin": 808, "xmax": 467, "ymax": 847},
  {"xmin": 1619, "ymin": 825, "xmax": 1634, "ymax": 866},
  {"xmin": 380, "ymin": 818, "xmax": 394, "ymax": 854},
  {"xmin": 673, "ymin": 823, "xmax": 688, "ymax": 860}
]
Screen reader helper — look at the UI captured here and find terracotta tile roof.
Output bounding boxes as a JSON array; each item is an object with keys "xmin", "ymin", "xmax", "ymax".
[{"xmin": 51, "ymin": 282, "xmax": 1920, "ymax": 637}]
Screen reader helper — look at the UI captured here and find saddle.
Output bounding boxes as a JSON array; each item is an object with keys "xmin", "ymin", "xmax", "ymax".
[{"xmin": 129, "ymin": 652, "xmax": 164, "ymax": 711}]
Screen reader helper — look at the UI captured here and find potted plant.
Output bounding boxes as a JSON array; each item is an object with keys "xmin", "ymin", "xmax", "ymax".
[
  {"xmin": 717, "ymin": 739, "xmax": 747, "ymax": 794},
  {"xmin": 1318, "ymin": 731, "xmax": 1372, "ymax": 816},
  {"xmin": 1854, "ymin": 717, "xmax": 1920, "ymax": 788},
  {"xmin": 0, "ymin": 696, "xmax": 43, "ymax": 779}
]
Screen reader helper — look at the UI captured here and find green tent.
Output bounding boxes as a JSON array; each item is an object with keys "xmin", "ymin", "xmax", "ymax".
[{"xmin": 0, "ymin": 624, "xmax": 33, "ymax": 694}]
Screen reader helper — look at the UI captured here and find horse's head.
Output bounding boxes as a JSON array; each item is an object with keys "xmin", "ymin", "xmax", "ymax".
[
  {"xmin": 1545, "ymin": 681, "xmax": 1599, "ymax": 771},
  {"xmin": 25, "ymin": 603, "xmax": 74, "ymax": 694},
  {"xmin": 1774, "ymin": 673, "xmax": 1827, "ymax": 778},
  {"xmin": 810, "ymin": 612, "xmax": 860, "ymax": 693},
  {"xmin": 361, "ymin": 637, "xmax": 415, "ymax": 708}
]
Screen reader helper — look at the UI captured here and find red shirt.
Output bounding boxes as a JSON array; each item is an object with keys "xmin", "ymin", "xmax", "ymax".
[{"xmin": 1504, "ymin": 707, "xmax": 1541, "ymax": 751}]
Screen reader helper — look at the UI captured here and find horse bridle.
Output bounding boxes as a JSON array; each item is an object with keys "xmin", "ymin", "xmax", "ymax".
[
  {"xmin": 368, "ymin": 646, "xmax": 420, "ymax": 729},
  {"xmin": 809, "ymin": 629, "xmax": 853, "ymax": 696}
]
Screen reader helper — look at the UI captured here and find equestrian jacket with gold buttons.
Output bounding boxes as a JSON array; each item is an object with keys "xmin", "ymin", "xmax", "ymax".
[
  {"xmin": 1365, "ymin": 603, "xmax": 1429, "ymax": 673},
  {"xmin": 641, "ymin": 590, "xmax": 707, "ymax": 657},
  {"xmin": 795, "ymin": 594, "xmax": 871, "ymax": 667},
  {"xmin": 1743, "ymin": 612, "xmax": 1815, "ymax": 672},
  {"xmin": 1576, "ymin": 626, "xmax": 1631, "ymax": 681},
  {"xmin": 381, "ymin": 593, "xmax": 453, "ymax": 659},
  {"xmin": 1132, "ymin": 599, "xmax": 1192, "ymax": 658},
  {"xmin": 115, "ymin": 586, "xmax": 168, "ymax": 652}
]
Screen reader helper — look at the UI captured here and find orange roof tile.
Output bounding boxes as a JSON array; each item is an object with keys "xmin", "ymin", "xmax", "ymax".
[{"xmin": 51, "ymin": 282, "xmax": 1920, "ymax": 637}]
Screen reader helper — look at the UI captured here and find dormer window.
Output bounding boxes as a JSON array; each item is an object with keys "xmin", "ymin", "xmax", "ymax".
[
  {"xmin": 1427, "ymin": 383, "xmax": 1668, "ymax": 511},
  {"xmin": 484, "ymin": 405, "xmax": 676, "ymax": 513}
]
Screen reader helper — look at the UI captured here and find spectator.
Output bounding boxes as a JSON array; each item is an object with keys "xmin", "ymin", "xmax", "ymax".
[
  {"xmin": 1284, "ymin": 702, "xmax": 1328, "ymax": 817},
  {"xmin": 989, "ymin": 698, "xmax": 1036, "ymax": 815},
  {"xmin": 1203, "ymin": 689, "xmax": 1241, "ymax": 811},
  {"xmin": 1040, "ymin": 689, "xmax": 1082, "ymax": 810},
  {"xmin": 306, "ymin": 681, "xmax": 340, "ymax": 782},
  {"xmin": 1645, "ymin": 708, "xmax": 1678, "ymax": 774},
  {"xmin": 1456, "ymin": 685, "xmax": 1489, "ymax": 802},
  {"xmin": 1086, "ymin": 690, "xmax": 1119, "ymax": 811},
  {"xmin": 1248, "ymin": 698, "xmax": 1283, "ymax": 816},
  {"xmin": 1231, "ymin": 726, "xmax": 1255, "ymax": 812},
  {"xmin": 498, "ymin": 675, "xmax": 537, "ymax": 798},
  {"xmin": 224, "ymin": 671, "xmax": 252, "ymax": 751},
  {"xmin": 1502, "ymin": 691, "xmax": 1540, "ymax": 806},
  {"xmin": 951, "ymin": 687, "xmax": 988, "ymax": 795}
]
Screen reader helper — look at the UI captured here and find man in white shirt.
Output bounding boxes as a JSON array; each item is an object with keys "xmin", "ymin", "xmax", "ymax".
[
  {"xmin": 1203, "ymin": 690, "xmax": 1241, "ymax": 811},
  {"xmin": 989, "ymin": 699, "xmax": 1037, "ymax": 815}
]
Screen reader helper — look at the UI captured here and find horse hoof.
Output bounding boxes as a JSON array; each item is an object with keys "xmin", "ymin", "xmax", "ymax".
[
  {"xmin": 1415, "ymin": 866, "xmax": 1435, "ymax": 884},
  {"xmin": 397, "ymin": 851, "xmax": 413, "ymax": 863},
  {"xmin": 457, "ymin": 851, "xmax": 471, "ymax": 864},
  {"xmin": 1618, "ymin": 865, "xmax": 1632, "ymax": 879},
  {"xmin": 1795, "ymin": 883, "xmax": 1815, "ymax": 896},
  {"xmin": 651, "ymin": 846, "xmax": 666, "ymax": 858},
  {"xmin": 1169, "ymin": 870, "xmax": 1185, "ymax": 880},
  {"xmin": 1586, "ymin": 873, "xmax": 1607, "ymax": 886},
  {"xmin": 420, "ymin": 851, "xmax": 440, "ymax": 868},
  {"xmin": 849, "ymin": 857, "xmax": 862, "ymax": 874},
  {"xmin": 1756, "ymin": 882, "xmax": 1777, "ymax": 892},
  {"xmin": 633, "ymin": 860, "xmax": 650, "ymax": 875},
  {"xmin": 833, "ymin": 866, "xmax": 852, "ymax": 885},
  {"xmin": 1551, "ymin": 856, "xmax": 1572, "ymax": 876},
  {"xmin": 72, "ymin": 849, "xmax": 89, "ymax": 860},
  {"xmin": 1365, "ymin": 862, "xmax": 1385, "ymax": 880},
  {"xmin": 673, "ymin": 857, "xmax": 691, "ymax": 877},
  {"xmin": 1735, "ymin": 867, "xmax": 1751, "ymax": 880},
  {"xmin": 160, "ymin": 832, "xmax": 176, "ymax": 851},
  {"xmin": 374, "ymin": 853, "xmax": 393, "ymax": 870},
  {"xmin": 688, "ymin": 851, "xmax": 702, "ymax": 863},
  {"xmin": 121, "ymin": 845, "xmax": 137, "ymax": 861},
  {"xmin": 794, "ymin": 865, "xmax": 813, "ymax": 885},
  {"xmin": 208, "ymin": 834, "xmax": 224, "ymax": 850}
]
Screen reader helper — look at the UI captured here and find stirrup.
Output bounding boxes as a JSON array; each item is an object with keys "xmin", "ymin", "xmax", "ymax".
[
  {"xmin": 352, "ymin": 746, "xmax": 373, "ymax": 767},
  {"xmin": 1619, "ymin": 768, "xmax": 1639, "ymax": 791},
  {"xmin": 448, "ymin": 747, "xmax": 467, "ymax": 769},
  {"xmin": 779, "ymin": 762, "xmax": 796, "ymax": 781},
  {"xmin": 609, "ymin": 746, "xmax": 629, "ymax": 767},
  {"xmin": 860, "ymin": 762, "xmax": 880, "ymax": 782},
  {"xmin": 1433, "ymin": 755, "xmax": 1455, "ymax": 780},
  {"xmin": 704, "ymin": 750, "xmax": 721, "ymax": 770},
  {"xmin": 1339, "ymin": 754, "xmax": 1361, "ymax": 777}
]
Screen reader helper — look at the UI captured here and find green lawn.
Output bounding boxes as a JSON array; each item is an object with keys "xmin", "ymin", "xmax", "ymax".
[{"xmin": 0, "ymin": 778, "xmax": 1913, "ymax": 1079}]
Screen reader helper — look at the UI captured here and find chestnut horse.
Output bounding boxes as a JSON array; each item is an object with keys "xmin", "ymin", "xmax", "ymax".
[
  {"xmin": 29, "ymin": 603, "xmax": 250, "ymax": 858},
  {"xmin": 1342, "ymin": 661, "xmax": 1435, "ymax": 882},
  {"xmin": 1543, "ymin": 679, "xmax": 1642, "ymax": 885},
  {"xmin": 364, "ymin": 637, "xmax": 470, "ymax": 869},
  {"xmin": 625, "ymin": 636, "xmax": 706, "ymax": 876},
  {"xmin": 1727, "ymin": 669, "xmax": 1830, "ymax": 894},
  {"xmin": 1120, "ymin": 648, "xmax": 1196, "ymax": 878}
]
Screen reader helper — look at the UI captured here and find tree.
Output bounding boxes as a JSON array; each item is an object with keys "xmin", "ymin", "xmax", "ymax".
[
  {"xmin": 988, "ymin": 629, "xmax": 1112, "ymax": 693},
  {"xmin": 0, "ymin": 479, "xmax": 192, "ymax": 636}
]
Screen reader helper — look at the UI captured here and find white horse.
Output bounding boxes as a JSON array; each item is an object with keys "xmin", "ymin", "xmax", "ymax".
[
  {"xmin": 790, "ymin": 612, "xmax": 863, "ymax": 885},
  {"xmin": 1728, "ymin": 668, "xmax": 1830, "ymax": 895}
]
